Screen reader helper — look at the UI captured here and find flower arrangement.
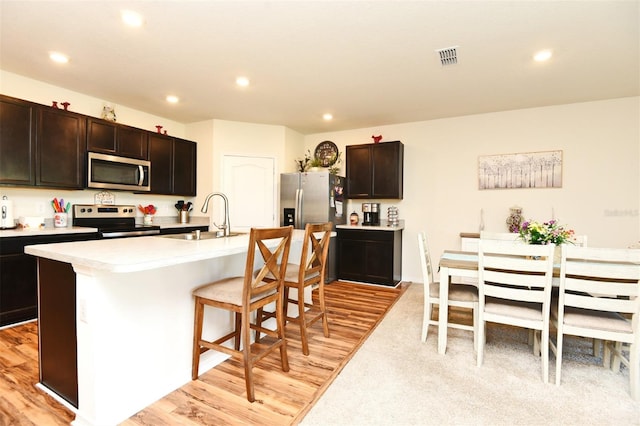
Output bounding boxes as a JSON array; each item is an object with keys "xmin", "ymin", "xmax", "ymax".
[
  {"xmin": 518, "ymin": 219, "xmax": 575, "ymax": 245},
  {"xmin": 138, "ymin": 204, "xmax": 157, "ymax": 215}
]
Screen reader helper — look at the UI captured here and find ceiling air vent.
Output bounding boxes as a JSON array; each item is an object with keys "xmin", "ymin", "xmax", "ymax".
[{"xmin": 436, "ymin": 46, "xmax": 458, "ymax": 66}]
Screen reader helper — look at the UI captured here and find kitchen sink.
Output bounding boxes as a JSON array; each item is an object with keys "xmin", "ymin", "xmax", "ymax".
[{"xmin": 159, "ymin": 231, "xmax": 246, "ymax": 240}]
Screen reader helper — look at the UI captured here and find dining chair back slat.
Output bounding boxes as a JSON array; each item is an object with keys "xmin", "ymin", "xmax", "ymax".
[
  {"xmin": 564, "ymin": 277, "xmax": 639, "ymax": 297},
  {"xmin": 564, "ymin": 291, "xmax": 636, "ymax": 314},
  {"xmin": 481, "ymin": 276, "xmax": 549, "ymax": 304}
]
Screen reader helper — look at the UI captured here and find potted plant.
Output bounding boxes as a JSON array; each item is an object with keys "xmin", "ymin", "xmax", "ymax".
[{"xmin": 307, "ymin": 157, "xmax": 324, "ymax": 172}]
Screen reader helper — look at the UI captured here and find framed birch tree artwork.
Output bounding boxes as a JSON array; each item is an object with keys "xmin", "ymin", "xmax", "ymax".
[{"xmin": 478, "ymin": 150, "xmax": 562, "ymax": 190}]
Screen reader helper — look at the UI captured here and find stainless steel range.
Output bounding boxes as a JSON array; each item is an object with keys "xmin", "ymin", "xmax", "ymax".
[{"xmin": 72, "ymin": 204, "xmax": 160, "ymax": 238}]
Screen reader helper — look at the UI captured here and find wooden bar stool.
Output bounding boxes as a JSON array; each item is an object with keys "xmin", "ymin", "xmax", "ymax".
[
  {"xmin": 258, "ymin": 222, "xmax": 332, "ymax": 355},
  {"xmin": 191, "ymin": 226, "xmax": 293, "ymax": 402}
]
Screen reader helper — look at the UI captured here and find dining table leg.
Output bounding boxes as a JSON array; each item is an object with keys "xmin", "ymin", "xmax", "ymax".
[{"xmin": 438, "ymin": 265, "xmax": 450, "ymax": 354}]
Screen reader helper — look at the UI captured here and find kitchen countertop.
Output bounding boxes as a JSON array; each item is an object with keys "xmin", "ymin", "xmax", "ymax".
[
  {"xmin": 0, "ymin": 216, "xmax": 210, "ymax": 239},
  {"xmin": 25, "ymin": 228, "xmax": 306, "ymax": 273},
  {"xmin": 336, "ymin": 219, "xmax": 405, "ymax": 231},
  {"xmin": 0, "ymin": 226, "xmax": 99, "ymax": 238}
]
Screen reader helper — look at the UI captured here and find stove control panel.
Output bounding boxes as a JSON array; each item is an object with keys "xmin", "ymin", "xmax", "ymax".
[{"xmin": 73, "ymin": 204, "xmax": 137, "ymax": 219}]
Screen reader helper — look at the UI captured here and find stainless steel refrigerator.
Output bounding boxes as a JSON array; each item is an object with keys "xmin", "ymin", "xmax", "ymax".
[{"xmin": 280, "ymin": 171, "xmax": 345, "ymax": 281}]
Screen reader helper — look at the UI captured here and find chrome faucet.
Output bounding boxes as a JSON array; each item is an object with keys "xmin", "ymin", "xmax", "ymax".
[{"xmin": 201, "ymin": 192, "xmax": 231, "ymax": 236}]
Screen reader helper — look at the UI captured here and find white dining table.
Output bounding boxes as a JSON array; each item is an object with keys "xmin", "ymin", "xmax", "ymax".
[{"xmin": 437, "ymin": 250, "xmax": 562, "ymax": 355}]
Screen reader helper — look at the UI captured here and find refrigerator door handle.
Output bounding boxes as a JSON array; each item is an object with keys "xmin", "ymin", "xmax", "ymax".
[{"xmin": 295, "ymin": 188, "xmax": 303, "ymax": 228}]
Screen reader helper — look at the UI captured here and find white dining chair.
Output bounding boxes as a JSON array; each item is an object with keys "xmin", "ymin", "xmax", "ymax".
[
  {"xmin": 551, "ymin": 245, "xmax": 640, "ymax": 400},
  {"xmin": 477, "ymin": 239, "xmax": 555, "ymax": 383},
  {"xmin": 418, "ymin": 232, "xmax": 478, "ymax": 349}
]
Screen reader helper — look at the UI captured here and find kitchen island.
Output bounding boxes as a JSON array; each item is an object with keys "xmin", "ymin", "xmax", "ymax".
[{"xmin": 25, "ymin": 230, "xmax": 306, "ymax": 426}]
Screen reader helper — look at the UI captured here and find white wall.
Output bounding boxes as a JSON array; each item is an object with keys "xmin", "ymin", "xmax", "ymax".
[
  {"xmin": 1, "ymin": 70, "xmax": 186, "ymax": 137},
  {"xmin": 305, "ymin": 97, "xmax": 640, "ymax": 283},
  {"xmin": 0, "ymin": 70, "xmax": 193, "ymax": 219},
  {"xmin": 200, "ymin": 119, "xmax": 304, "ymax": 226},
  {"xmin": 0, "ymin": 71, "xmax": 308, "ymax": 224},
  {"xmin": 2, "ymin": 69, "xmax": 638, "ymax": 284}
]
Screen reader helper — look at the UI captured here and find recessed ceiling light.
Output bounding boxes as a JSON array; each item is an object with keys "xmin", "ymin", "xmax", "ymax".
[
  {"xmin": 166, "ymin": 95, "xmax": 179, "ymax": 104},
  {"xmin": 121, "ymin": 10, "xmax": 144, "ymax": 27},
  {"xmin": 322, "ymin": 113, "xmax": 333, "ymax": 121},
  {"xmin": 236, "ymin": 76, "xmax": 250, "ymax": 87},
  {"xmin": 534, "ymin": 49, "xmax": 553, "ymax": 62},
  {"xmin": 49, "ymin": 52, "xmax": 69, "ymax": 64}
]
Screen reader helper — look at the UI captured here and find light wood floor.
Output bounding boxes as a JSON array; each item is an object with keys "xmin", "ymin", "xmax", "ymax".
[{"xmin": 0, "ymin": 281, "xmax": 405, "ymax": 425}]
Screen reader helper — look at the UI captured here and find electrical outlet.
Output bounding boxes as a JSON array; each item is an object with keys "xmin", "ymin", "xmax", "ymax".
[
  {"xmin": 79, "ymin": 299, "xmax": 88, "ymax": 323},
  {"xmin": 35, "ymin": 202, "xmax": 46, "ymax": 214}
]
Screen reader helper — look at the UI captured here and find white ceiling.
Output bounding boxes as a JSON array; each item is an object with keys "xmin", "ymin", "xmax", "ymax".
[{"xmin": 1, "ymin": 1, "xmax": 638, "ymax": 135}]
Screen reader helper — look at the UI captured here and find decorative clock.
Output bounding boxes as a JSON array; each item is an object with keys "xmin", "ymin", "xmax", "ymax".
[{"xmin": 314, "ymin": 141, "xmax": 339, "ymax": 167}]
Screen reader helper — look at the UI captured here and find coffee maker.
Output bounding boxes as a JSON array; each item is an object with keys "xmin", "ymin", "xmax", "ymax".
[{"xmin": 362, "ymin": 202, "xmax": 380, "ymax": 226}]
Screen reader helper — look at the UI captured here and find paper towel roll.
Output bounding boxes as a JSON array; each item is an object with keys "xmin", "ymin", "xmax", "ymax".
[{"xmin": 0, "ymin": 198, "xmax": 15, "ymax": 228}]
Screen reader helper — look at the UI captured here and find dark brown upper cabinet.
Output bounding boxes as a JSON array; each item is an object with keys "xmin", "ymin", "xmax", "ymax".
[
  {"xmin": 36, "ymin": 106, "xmax": 86, "ymax": 189},
  {"xmin": 172, "ymin": 137, "xmax": 197, "ymax": 196},
  {"xmin": 1, "ymin": 94, "xmax": 86, "ymax": 189},
  {"xmin": 148, "ymin": 133, "xmax": 196, "ymax": 196},
  {"xmin": 0, "ymin": 95, "xmax": 36, "ymax": 186},
  {"xmin": 87, "ymin": 118, "xmax": 148, "ymax": 160},
  {"xmin": 346, "ymin": 141, "xmax": 404, "ymax": 199}
]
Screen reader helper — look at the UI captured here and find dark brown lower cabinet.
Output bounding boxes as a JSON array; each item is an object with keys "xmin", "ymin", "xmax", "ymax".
[
  {"xmin": 336, "ymin": 228, "xmax": 402, "ymax": 286},
  {"xmin": 0, "ymin": 251, "xmax": 37, "ymax": 326},
  {"xmin": 0, "ymin": 232, "xmax": 98, "ymax": 327}
]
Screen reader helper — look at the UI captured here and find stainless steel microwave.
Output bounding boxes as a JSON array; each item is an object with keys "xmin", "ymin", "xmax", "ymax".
[{"xmin": 87, "ymin": 152, "xmax": 151, "ymax": 192}]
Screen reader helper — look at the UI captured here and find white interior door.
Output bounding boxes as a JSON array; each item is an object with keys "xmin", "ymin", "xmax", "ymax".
[{"xmin": 222, "ymin": 155, "xmax": 276, "ymax": 229}]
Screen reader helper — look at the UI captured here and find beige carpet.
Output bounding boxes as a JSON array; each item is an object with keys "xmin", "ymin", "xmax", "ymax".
[{"xmin": 301, "ymin": 283, "xmax": 640, "ymax": 425}]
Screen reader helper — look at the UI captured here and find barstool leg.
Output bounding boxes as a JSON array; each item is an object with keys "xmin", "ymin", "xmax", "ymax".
[
  {"xmin": 241, "ymin": 308, "xmax": 255, "ymax": 402},
  {"xmin": 276, "ymin": 292, "xmax": 290, "ymax": 372},
  {"xmin": 191, "ymin": 298, "xmax": 204, "ymax": 380},
  {"xmin": 319, "ymin": 283, "xmax": 329, "ymax": 338},
  {"xmin": 298, "ymin": 285, "xmax": 310, "ymax": 355}
]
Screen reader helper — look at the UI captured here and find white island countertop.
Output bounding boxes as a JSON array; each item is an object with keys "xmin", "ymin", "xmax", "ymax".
[{"xmin": 25, "ymin": 229, "xmax": 306, "ymax": 273}]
